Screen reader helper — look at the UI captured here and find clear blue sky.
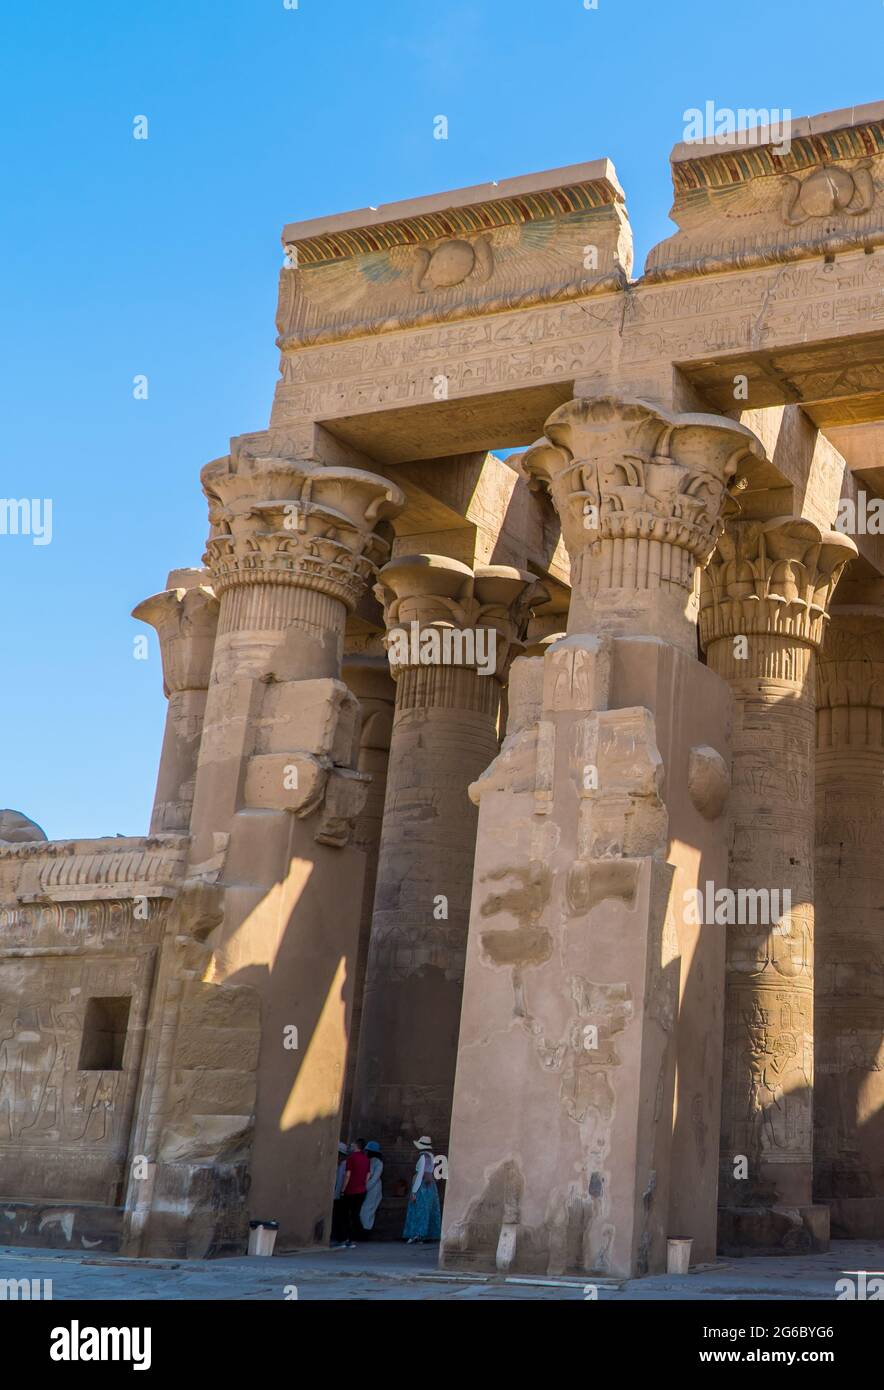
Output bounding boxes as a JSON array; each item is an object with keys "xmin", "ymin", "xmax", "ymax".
[{"xmin": 0, "ymin": 0, "xmax": 880, "ymax": 840}]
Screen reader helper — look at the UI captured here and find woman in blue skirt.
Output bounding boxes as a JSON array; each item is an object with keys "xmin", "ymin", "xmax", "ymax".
[{"xmin": 403, "ymin": 1136, "xmax": 442, "ymax": 1243}]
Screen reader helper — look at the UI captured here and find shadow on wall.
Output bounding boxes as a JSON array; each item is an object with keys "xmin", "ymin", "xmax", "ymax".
[
  {"xmin": 815, "ymin": 1063, "xmax": 884, "ymax": 1237},
  {"xmin": 217, "ymin": 860, "xmax": 356, "ymax": 1249}
]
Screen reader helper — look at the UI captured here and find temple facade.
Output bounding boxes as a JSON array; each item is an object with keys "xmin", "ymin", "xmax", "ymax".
[{"xmin": 2, "ymin": 100, "xmax": 884, "ymax": 1276}]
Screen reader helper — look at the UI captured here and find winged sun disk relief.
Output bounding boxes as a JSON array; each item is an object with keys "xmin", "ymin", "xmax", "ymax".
[
  {"xmin": 781, "ymin": 161, "xmax": 876, "ymax": 228},
  {"xmin": 411, "ymin": 235, "xmax": 495, "ymax": 293},
  {"xmin": 291, "ymin": 219, "xmax": 601, "ymax": 320}
]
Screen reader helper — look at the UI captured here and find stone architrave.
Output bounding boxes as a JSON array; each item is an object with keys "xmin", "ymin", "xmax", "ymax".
[
  {"xmin": 133, "ymin": 569, "xmax": 220, "ymax": 835},
  {"xmin": 187, "ymin": 443, "xmax": 405, "ymax": 1247},
  {"xmin": 814, "ymin": 582, "xmax": 884, "ymax": 1238},
  {"xmin": 700, "ymin": 516, "xmax": 856, "ymax": 1254},
  {"xmin": 275, "ymin": 162, "xmax": 631, "ymax": 354},
  {"xmin": 350, "ymin": 554, "xmax": 544, "ymax": 1230},
  {"xmin": 441, "ymin": 395, "xmax": 759, "ymax": 1277}
]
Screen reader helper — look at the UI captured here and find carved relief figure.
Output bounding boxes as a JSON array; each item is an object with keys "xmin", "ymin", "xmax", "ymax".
[
  {"xmin": 0, "ymin": 1009, "xmax": 57, "ymax": 1141},
  {"xmin": 782, "ymin": 161, "xmax": 875, "ymax": 227},
  {"xmin": 0, "ymin": 1000, "xmax": 120, "ymax": 1146},
  {"xmin": 412, "ymin": 236, "xmax": 494, "ymax": 292},
  {"xmin": 744, "ymin": 1002, "xmax": 811, "ymax": 1155}
]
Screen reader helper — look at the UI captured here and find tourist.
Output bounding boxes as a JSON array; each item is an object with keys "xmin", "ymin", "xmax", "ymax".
[
  {"xmin": 330, "ymin": 1141, "xmax": 349, "ymax": 1246},
  {"xmin": 340, "ymin": 1137, "xmax": 370, "ymax": 1247},
  {"xmin": 360, "ymin": 1141, "xmax": 384, "ymax": 1235},
  {"xmin": 403, "ymin": 1136, "xmax": 441, "ymax": 1244}
]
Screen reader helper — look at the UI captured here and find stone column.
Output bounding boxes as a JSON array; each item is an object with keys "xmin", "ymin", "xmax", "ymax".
[
  {"xmin": 814, "ymin": 582, "xmax": 884, "ymax": 1237},
  {"xmin": 188, "ymin": 443, "xmax": 404, "ymax": 1246},
  {"xmin": 133, "ymin": 568, "xmax": 219, "ymax": 834},
  {"xmin": 700, "ymin": 516, "xmax": 856, "ymax": 1253},
  {"xmin": 442, "ymin": 395, "xmax": 764, "ymax": 1278},
  {"xmin": 351, "ymin": 555, "xmax": 542, "ymax": 1227},
  {"xmin": 340, "ymin": 654, "xmax": 396, "ymax": 1130}
]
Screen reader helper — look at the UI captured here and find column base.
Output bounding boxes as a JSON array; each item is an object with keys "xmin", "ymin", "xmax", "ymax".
[{"xmin": 717, "ymin": 1204, "xmax": 830, "ymax": 1256}]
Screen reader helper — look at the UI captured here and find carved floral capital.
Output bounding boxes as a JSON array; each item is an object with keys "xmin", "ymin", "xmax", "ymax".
[
  {"xmin": 523, "ymin": 396, "xmax": 765, "ymax": 596},
  {"xmin": 133, "ymin": 574, "xmax": 220, "ymax": 696},
  {"xmin": 200, "ymin": 450, "xmax": 405, "ymax": 609},
  {"xmin": 699, "ymin": 516, "xmax": 857, "ymax": 651},
  {"xmin": 817, "ymin": 605, "xmax": 884, "ymax": 711},
  {"xmin": 375, "ymin": 554, "xmax": 547, "ymax": 680}
]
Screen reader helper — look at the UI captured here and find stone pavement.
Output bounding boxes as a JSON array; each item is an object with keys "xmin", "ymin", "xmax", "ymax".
[{"xmin": 1, "ymin": 1239, "xmax": 882, "ymax": 1301}]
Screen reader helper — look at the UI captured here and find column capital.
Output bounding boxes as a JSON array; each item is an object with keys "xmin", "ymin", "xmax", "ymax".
[
  {"xmin": 200, "ymin": 449, "xmax": 405, "ymax": 609},
  {"xmin": 524, "ymin": 395, "xmax": 762, "ymax": 557},
  {"xmin": 817, "ymin": 586, "xmax": 884, "ymax": 752},
  {"xmin": 133, "ymin": 570, "xmax": 220, "ymax": 834},
  {"xmin": 699, "ymin": 515, "xmax": 857, "ymax": 653},
  {"xmin": 523, "ymin": 395, "xmax": 765, "ymax": 648},
  {"xmin": 818, "ymin": 604, "xmax": 884, "ymax": 709},
  {"xmin": 132, "ymin": 570, "xmax": 220, "ymax": 696},
  {"xmin": 374, "ymin": 554, "xmax": 546, "ymax": 680}
]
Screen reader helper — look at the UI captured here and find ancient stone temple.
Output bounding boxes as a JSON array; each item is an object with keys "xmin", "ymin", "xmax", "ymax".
[{"xmin": 2, "ymin": 100, "xmax": 883, "ymax": 1275}]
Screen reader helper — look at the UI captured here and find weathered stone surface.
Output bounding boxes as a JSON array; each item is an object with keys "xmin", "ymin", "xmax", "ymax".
[
  {"xmin": 442, "ymin": 637, "xmax": 680, "ymax": 1277},
  {"xmin": 814, "ymin": 586, "xmax": 884, "ymax": 1237},
  {"xmin": 277, "ymin": 162, "xmax": 631, "ymax": 350},
  {"xmin": 648, "ymin": 102, "xmax": 884, "ymax": 283},
  {"xmin": 133, "ymin": 571, "xmax": 219, "ymax": 836},
  {"xmin": 701, "ymin": 515, "xmax": 856, "ymax": 1252},
  {"xmin": 350, "ymin": 555, "xmax": 544, "ymax": 1234},
  {"xmin": 186, "ymin": 445, "xmax": 404, "ymax": 1247},
  {"xmin": 524, "ymin": 397, "xmax": 764, "ymax": 653},
  {"xmin": 4, "ymin": 99, "xmax": 884, "ymax": 1269}
]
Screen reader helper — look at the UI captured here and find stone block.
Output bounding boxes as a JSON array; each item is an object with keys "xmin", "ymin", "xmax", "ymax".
[{"xmin": 718, "ymin": 1204, "xmax": 830, "ymax": 1255}]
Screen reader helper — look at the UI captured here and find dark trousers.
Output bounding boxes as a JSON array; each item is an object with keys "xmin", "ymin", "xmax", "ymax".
[
  {"xmin": 341, "ymin": 1192, "xmax": 365, "ymax": 1242},
  {"xmin": 331, "ymin": 1197, "xmax": 346, "ymax": 1243}
]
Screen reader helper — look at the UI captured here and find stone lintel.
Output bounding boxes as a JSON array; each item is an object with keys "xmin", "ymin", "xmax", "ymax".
[
  {"xmin": 281, "ymin": 158, "xmax": 625, "ymax": 252},
  {"xmin": 668, "ymin": 101, "xmax": 884, "ymax": 173},
  {"xmin": 276, "ymin": 162, "xmax": 631, "ymax": 349},
  {"xmin": 647, "ymin": 102, "xmax": 884, "ymax": 283}
]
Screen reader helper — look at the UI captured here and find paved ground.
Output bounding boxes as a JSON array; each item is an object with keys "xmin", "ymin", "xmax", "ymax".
[{"xmin": 2, "ymin": 1238, "xmax": 882, "ymax": 1300}]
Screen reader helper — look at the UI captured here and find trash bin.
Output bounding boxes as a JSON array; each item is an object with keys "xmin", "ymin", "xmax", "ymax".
[
  {"xmin": 666, "ymin": 1238, "xmax": 692, "ymax": 1274},
  {"xmin": 248, "ymin": 1220, "xmax": 279, "ymax": 1257}
]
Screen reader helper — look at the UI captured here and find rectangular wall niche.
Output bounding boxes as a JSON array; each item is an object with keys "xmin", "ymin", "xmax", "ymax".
[{"xmin": 78, "ymin": 996, "xmax": 132, "ymax": 1071}]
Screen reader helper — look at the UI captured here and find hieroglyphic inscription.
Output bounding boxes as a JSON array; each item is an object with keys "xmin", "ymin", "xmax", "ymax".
[
  {"xmin": 271, "ymin": 300, "xmax": 620, "ymax": 422},
  {"xmin": 624, "ymin": 255, "xmax": 884, "ymax": 367},
  {"xmin": 0, "ymin": 952, "xmax": 153, "ymax": 1154},
  {"xmin": 272, "ymin": 250, "xmax": 884, "ymax": 430}
]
